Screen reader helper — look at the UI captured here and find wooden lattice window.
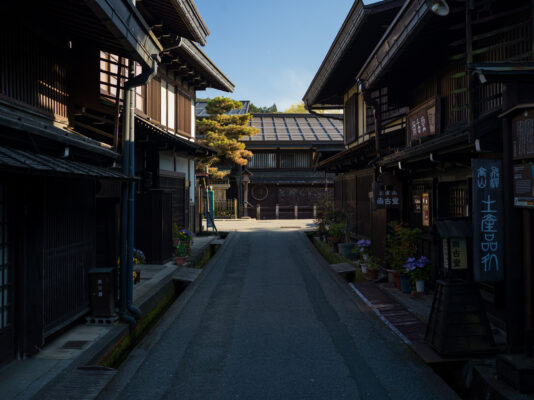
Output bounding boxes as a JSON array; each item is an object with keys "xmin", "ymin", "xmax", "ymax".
[
  {"xmin": 99, "ymin": 51, "xmax": 127, "ymax": 102},
  {"xmin": 449, "ymin": 185, "xmax": 468, "ymax": 217},
  {"xmin": 280, "ymin": 151, "xmax": 310, "ymax": 169},
  {"xmin": 249, "ymin": 152, "xmax": 276, "ymax": 169}
]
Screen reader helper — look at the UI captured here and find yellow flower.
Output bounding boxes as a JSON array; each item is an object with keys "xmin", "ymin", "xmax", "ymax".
[{"xmin": 133, "ymin": 257, "xmax": 138, "ymax": 265}]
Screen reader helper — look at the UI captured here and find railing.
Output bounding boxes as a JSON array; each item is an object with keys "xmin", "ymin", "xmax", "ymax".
[
  {"xmin": 245, "ymin": 204, "xmax": 318, "ymax": 220},
  {"xmin": 214, "ymin": 199, "xmax": 238, "ymax": 219}
]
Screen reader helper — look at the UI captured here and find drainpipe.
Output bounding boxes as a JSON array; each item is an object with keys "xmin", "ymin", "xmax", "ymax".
[{"xmin": 120, "ymin": 57, "xmax": 158, "ymax": 324}]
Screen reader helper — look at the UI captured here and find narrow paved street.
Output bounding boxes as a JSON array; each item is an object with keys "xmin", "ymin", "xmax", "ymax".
[{"xmin": 100, "ymin": 228, "xmax": 459, "ymax": 400}]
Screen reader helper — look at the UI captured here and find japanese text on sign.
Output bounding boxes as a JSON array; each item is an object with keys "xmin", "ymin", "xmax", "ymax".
[{"xmin": 473, "ymin": 159, "xmax": 504, "ymax": 282}]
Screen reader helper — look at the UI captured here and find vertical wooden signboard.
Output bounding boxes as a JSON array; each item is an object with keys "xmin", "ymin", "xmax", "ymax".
[{"xmin": 472, "ymin": 159, "xmax": 504, "ymax": 282}]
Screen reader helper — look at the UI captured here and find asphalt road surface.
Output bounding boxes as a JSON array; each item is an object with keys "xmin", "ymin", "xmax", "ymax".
[{"xmin": 100, "ymin": 230, "xmax": 459, "ymax": 400}]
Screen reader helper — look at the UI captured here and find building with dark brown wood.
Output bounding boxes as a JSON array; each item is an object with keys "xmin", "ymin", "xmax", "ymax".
[
  {"xmin": 239, "ymin": 113, "xmax": 344, "ymax": 219},
  {"xmin": 0, "ymin": 0, "xmax": 231, "ymax": 363},
  {"xmin": 305, "ymin": 0, "xmax": 534, "ymax": 356}
]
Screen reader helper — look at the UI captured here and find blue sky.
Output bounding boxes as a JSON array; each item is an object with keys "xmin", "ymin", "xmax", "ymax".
[{"xmin": 195, "ymin": 0, "xmax": 354, "ymax": 111}]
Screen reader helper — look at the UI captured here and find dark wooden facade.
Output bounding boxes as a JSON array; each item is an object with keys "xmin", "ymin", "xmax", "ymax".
[
  {"xmin": 241, "ymin": 113, "xmax": 344, "ymax": 219},
  {"xmin": 0, "ymin": 0, "xmax": 229, "ymax": 364},
  {"xmin": 305, "ymin": 0, "xmax": 534, "ymax": 351}
]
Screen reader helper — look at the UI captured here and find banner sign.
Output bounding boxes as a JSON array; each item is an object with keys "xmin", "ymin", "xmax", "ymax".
[
  {"xmin": 472, "ymin": 159, "xmax": 504, "ymax": 282},
  {"xmin": 406, "ymin": 97, "xmax": 439, "ymax": 146},
  {"xmin": 373, "ymin": 182, "xmax": 401, "ymax": 209}
]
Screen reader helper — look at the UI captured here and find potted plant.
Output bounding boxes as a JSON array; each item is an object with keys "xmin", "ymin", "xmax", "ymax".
[
  {"xmin": 366, "ymin": 257, "xmax": 379, "ymax": 280},
  {"xmin": 177, "ymin": 228, "xmax": 193, "ymax": 255},
  {"xmin": 175, "ymin": 242, "xmax": 188, "ymax": 266},
  {"xmin": 410, "ymin": 256, "xmax": 431, "ymax": 293},
  {"xmin": 172, "ymin": 223, "xmax": 180, "ymax": 247},
  {"xmin": 327, "ymin": 222, "xmax": 346, "ymax": 248},
  {"xmin": 132, "ymin": 248, "xmax": 146, "ymax": 284},
  {"xmin": 401, "ymin": 258, "xmax": 416, "ymax": 294},
  {"xmin": 385, "ymin": 221, "xmax": 421, "ymax": 289},
  {"xmin": 356, "ymin": 239, "xmax": 372, "ymax": 273}
]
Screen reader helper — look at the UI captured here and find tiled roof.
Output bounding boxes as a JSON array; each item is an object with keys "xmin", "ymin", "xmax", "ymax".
[
  {"xmin": 244, "ymin": 113, "xmax": 343, "ymax": 143},
  {"xmin": 0, "ymin": 146, "xmax": 130, "ymax": 179},
  {"xmin": 196, "ymin": 100, "xmax": 250, "ymax": 118}
]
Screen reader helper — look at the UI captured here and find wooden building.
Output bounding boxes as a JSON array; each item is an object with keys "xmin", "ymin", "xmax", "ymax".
[
  {"xmin": 240, "ymin": 113, "xmax": 344, "ymax": 219},
  {"xmin": 304, "ymin": 0, "xmax": 534, "ymax": 352},
  {"xmin": 0, "ymin": 0, "xmax": 231, "ymax": 363}
]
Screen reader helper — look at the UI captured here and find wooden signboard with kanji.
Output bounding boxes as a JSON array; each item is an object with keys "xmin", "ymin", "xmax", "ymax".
[
  {"xmin": 472, "ymin": 159, "xmax": 504, "ymax": 282},
  {"xmin": 406, "ymin": 97, "xmax": 440, "ymax": 146}
]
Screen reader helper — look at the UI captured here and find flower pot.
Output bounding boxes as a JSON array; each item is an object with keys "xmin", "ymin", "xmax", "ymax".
[
  {"xmin": 361, "ymin": 264, "xmax": 368, "ymax": 274},
  {"xmin": 387, "ymin": 269, "xmax": 397, "ymax": 286},
  {"xmin": 400, "ymin": 274, "xmax": 411, "ymax": 294},
  {"xmin": 337, "ymin": 243, "xmax": 355, "ymax": 260},
  {"xmin": 367, "ymin": 269, "xmax": 378, "ymax": 280},
  {"xmin": 415, "ymin": 280, "xmax": 425, "ymax": 293},
  {"xmin": 393, "ymin": 270, "xmax": 401, "ymax": 290},
  {"xmin": 175, "ymin": 256, "xmax": 186, "ymax": 266}
]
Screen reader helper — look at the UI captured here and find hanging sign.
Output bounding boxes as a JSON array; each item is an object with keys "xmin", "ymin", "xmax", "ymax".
[
  {"xmin": 406, "ymin": 98, "xmax": 440, "ymax": 146},
  {"xmin": 422, "ymin": 193, "xmax": 430, "ymax": 226},
  {"xmin": 373, "ymin": 182, "xmax": 401, "ymax": 209},
  {"xmin": 449, "ymin": 238, "xmax": 468, "ymax": 270},
  {"xmin": 413, "ymin": 195, "xmax": 422, "ymax": 213},
  {"xmin": 472, "ymin": 159, "xmax": 504, "ymax": 282}
]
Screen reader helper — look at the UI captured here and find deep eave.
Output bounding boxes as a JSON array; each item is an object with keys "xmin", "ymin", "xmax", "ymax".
[
  {"xmin": 303, "ymin": 0, "xmax": 403, "ymax": 107},
  {"xmin": 357, "ymin": 0, "xmax": 432, "ymax": 89},
  {"xmin": 174, "ymin": 39, "xmax": 234, "ymax": 92},
  {"xmin": 137, "ymin": 0, "xmax": 209, "ymax": 46},
  {"xmin": 135, "ymin": 116, "xmax": 215, "ymax": 156}
]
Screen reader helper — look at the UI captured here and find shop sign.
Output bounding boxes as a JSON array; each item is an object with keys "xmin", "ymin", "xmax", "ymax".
[
  {"xmin": 406, "ymin": 98, "xmax": 439, "ymax": 146},
  {"xmin": 449, "ymin": 238, "xmax": 468, "ymax": 270},
  {"xmin": 512, "ymin": 113, "xmax": 534, "ymax": 160},
  {"xmin": 413, "ymin": 195, "xmax": 422, "ymax": 213},
  {"xmin": 422, "ymin": 193, "xmax": 430, "ymax": 226},
  {"xmin": 472, "ymin": 159, "xmax": 504, "ymax": 282},
  {"xmin": 373, "ymin": 183, "xmax": 401, "ymax": 209},
  {"xmin": 513, "ymin": 163, "xmax": 534, "ymax": 208}
]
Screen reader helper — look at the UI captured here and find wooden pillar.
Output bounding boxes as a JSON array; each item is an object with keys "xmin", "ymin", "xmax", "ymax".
[
  {"xmin": 275, "ymin": 204, "xmax": 279, "ymax": 219},
  {"xmin": 233, "ymin": 199, "xmax": 237, "ymax": 219},
  {"xmin": 524, "ymin": 209, "xmax": 533, "ymax": 354},
  {"xmin": 503, "ymin": 111, "xmax": 525, "ymax": 351},
  {"xmin": 294, "ymin": 205, "xmax": 298, "ymax": 219},
  {"xmin": 256, "ymin": 205, "xmax": 260, "ymax": 220},
  {"xmin": 243, "ymin": 182, "xmax": 249, "ymax": 217},
  {"xmin": 313, "ymin": 205, "xmax": 317, "ymax": 219}
]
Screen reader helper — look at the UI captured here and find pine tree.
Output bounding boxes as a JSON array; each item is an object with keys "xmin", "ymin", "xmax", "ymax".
[{"xmin": 196, "ymin": 97, "xmax": 259, "ymax": 179}]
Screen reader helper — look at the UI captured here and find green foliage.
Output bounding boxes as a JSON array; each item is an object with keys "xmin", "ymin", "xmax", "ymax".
[
  {"xmin": 196, "ymin": 97, "xmax": 259, "ymax": 179},
  {"xmin": 385, "ymin": 221, "xmax": 421, "ymax": 270},
  {"xmin": 328, "ymin": 222, "xmax": 346, "ymax": 243},
  {"xmin": 283, "ymin": 102, "xmax": 308, "ymax": 113},
  {"xmin": 175, "ymin": 242, "xmax": 188, "ymax": 257},
  {"xmin": 204, "ymin": 97, "xmax": 243, "ymax": 116},
  {"xmin": 249, "ymin": 103, "xmax": 278, "ymax": 113}
]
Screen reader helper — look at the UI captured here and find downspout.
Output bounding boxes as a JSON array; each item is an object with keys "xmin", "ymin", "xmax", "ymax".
[{"xmin": 120, "ymin": 57, "xmax": 158, "ymax": 324}]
